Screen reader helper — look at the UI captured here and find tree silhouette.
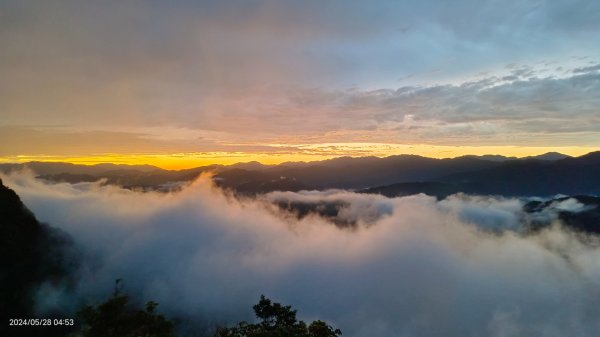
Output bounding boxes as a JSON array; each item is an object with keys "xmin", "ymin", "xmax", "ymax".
[
  {"xmin": 215, "ymin": 295, "xmax": 341, "ymax": 337},
  {"xmin": 78, "ymin": 281, "xmax": 178, "ymax": 337}
]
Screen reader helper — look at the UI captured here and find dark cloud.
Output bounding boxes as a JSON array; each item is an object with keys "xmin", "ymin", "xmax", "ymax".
[{"xmin": 1, "ymin": 1, "xmax": 599, "ymax": 124}]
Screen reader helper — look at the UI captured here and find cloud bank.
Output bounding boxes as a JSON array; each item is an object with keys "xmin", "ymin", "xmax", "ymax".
[
  {"xmin": 3, "ymin": 172, "xmax": 600, "ymax": 337},
  {"xmin": 2, "ymin": 0, "xmax": 600, "ymax": 156}
]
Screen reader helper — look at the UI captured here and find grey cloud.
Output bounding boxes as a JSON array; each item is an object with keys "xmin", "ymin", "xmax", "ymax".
[
  {"xmin": 530, "ymin": 198, "xmax": 597, "ymax": 224},
  {"xmin": 2, "ymin": 0, "xmax": 600, "ymax": 132},
  {"xmin": 323, "ymin": 69, "xmax": 600, "ymax": 144},
  {"xmin": 263, "ymin": 190, "xmax": 395, "ymax": 227},
  {"xmin": 573, "ymin": 63, "xmax": 600, "ymax": 73},
  {"xmin": 438, "ymin": 194, "xmax": 525, "ymax": 232}
]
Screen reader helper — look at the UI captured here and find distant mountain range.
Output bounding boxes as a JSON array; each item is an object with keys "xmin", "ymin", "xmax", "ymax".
[
  {"xmin": 461, "ymin": 151, "xmax": 571, "ymax": 162},
  {"xmin": 1, "ymin": 151, "xmax": 598, "ymax": 197},
  {"xmin": 363, "ymin": 151, "xmax": 600, "ymax": 197}
]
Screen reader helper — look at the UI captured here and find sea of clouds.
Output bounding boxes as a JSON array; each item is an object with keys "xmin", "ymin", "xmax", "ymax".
[{"xmin": 2, "ymin": 171, "xmax": 600, "ymax": 337}]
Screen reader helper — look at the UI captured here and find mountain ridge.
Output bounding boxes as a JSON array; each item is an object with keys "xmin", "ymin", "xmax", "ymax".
[{"xmin": 1, "ymin": 151, "xmax": 598, "ymax": 196}]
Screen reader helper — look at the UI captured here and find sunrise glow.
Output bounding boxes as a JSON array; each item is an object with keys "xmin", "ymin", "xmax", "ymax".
[
  {"xmin": 1, "ymin": 144, "xmax": 598, "ymax": 170},
  {"xmin": 1, "ymin": 1, "xmax": 599, "ymax": 166}
]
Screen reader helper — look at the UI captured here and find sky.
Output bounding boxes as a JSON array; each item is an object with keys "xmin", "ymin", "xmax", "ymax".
[{"xmin": 1, "ymin": 0, "xmax": 600, "ymax": 168}]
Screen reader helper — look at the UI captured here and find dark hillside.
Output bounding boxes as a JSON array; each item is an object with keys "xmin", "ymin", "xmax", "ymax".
[{"xmin": 0, "ymin": 179, "xmax": 76, "ymax": 336}]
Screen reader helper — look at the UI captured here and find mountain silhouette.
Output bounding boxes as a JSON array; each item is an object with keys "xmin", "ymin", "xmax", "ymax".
[
  {"xmin": 2, "ymin": 151, "xmax": 597, "ymax": 197},
  {"xmin": 0, "ymin": 179, "xmax": 76, "ymax": 336}
]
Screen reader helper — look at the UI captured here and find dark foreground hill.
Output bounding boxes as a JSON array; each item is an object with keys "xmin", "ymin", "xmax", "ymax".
[{"xmin": 0, "ymin": 179, "xmax": 76, "ymax": 336}]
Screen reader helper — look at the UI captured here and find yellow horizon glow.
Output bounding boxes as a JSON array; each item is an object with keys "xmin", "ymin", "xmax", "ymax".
[{"xmin": 1, "ymin": 144, "xmax": 598, "ymax": 170}]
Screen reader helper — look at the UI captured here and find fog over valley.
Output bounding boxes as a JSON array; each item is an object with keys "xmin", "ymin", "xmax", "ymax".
[{"xmin": 2, "ymin": 171, "xmax": 600, "ymax": 336}]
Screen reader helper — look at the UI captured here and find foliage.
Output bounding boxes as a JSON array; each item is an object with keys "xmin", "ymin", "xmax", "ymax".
[
  {"xmin": 78, "ymin": 292, "xmax": 178, "ymax": 337},
  {"xmin": 215, "ymin": 295, "xmax": 341, "ymax": 337}
]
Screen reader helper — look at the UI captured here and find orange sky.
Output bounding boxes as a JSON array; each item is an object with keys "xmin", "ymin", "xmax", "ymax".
[{"xmin": 2, "ymin": 144, "xmax": 598, "ymax": 170}]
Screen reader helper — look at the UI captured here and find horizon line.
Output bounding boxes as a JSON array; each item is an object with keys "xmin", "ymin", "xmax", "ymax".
[{"xmin": 1, "ymin": 148, "xmax": 598, "ymax": 171}]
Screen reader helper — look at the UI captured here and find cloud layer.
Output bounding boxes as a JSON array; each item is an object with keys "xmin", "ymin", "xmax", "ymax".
[{"xmin": 3, "ymin": 172, "xmax": 600, "ymax": 336}]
